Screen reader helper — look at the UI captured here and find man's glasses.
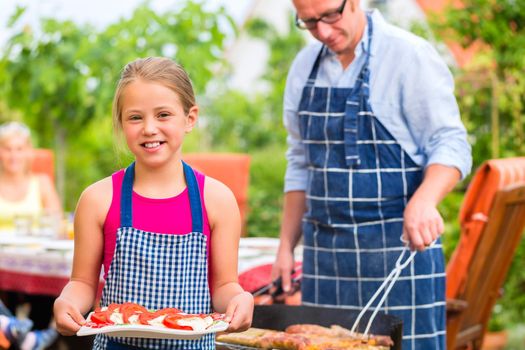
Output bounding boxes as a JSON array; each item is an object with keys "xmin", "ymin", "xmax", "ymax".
[{"xmin": 295, "ymin": 0, "xmax": 347, "ymax": 30}]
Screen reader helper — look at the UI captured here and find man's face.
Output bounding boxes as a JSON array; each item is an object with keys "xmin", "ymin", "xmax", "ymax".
[{"xmin": 293, "ymin": 0, "xmax": 365, "ymax": 57}]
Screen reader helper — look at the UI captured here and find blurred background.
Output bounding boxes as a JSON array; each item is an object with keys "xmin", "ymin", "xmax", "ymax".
[{"xmin": 0, "ymin": 0, "xmax": 524, "ymax": 348}]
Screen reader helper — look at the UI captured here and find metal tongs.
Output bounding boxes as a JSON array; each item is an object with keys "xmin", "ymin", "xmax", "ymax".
[
  {"xmin": 252, "ymin": 268, "xmax": 302, "ymax": 304},
  {"xmin": 350, "ymin": 238, "xmax": 437, "ymax": 339}
]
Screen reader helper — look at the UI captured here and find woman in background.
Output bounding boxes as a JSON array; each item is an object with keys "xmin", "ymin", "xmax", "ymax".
[
  {"xmin": 0, "ymin": 121, "xmax": 60, "ymax": 222},
  {"xmin": 0, "ymin": 121, "xmax": 61, "ymax": 350}
]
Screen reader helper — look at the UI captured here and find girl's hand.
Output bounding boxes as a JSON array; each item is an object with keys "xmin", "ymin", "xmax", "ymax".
[
  {"xmin": 224, "ymin": 291, "xmax": 254, "ymax": 332},
  {"xmin": 53, "ymin": 297, "xmax": 86, "ymax": 335}
]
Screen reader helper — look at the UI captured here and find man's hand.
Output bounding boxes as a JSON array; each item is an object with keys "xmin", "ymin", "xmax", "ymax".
[
  {"xmin": 271, "ymin": 245, "xmax": 296, "ymax": 294},
  {"xmin": 402, "ymin": 164, "xmax": 461, "ymax": 251},
  {"xmin": 403, "ymin": 197, "xmax": 444, "ymax": 251}
]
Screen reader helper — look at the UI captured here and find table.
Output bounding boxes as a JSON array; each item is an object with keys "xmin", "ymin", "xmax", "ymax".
[
  {"xmin": 0, "ymin": 235, "xmax": 73, "ymax": 296},
  {"xmin": 0, "ymin": 235, "xmax": 298, "ymax": 297}
]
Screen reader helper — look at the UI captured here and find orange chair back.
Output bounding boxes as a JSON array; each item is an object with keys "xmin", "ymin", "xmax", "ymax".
[
  {"xmin": 446, "ymin": 157, "xmax": 525, "ymax": 349},
  {"xmin": 183, "ymin": 153, "xmax": 250, "ymax": 235},
  {"xmin": 31, "ymin": 148, "xmax": 54, "ymax": 183},
  {"xmin": 447, "ymin": 157, "xmax": 525, "ymax": 298}
]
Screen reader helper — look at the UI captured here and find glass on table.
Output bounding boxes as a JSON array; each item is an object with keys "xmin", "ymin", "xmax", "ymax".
[
  {"xmin": 37, "ymin": 212, "xmax": 62, "ymax": 239},
  {"xmin": 14, "ymin": 214, "xmax": 33, "ymax": 236}
]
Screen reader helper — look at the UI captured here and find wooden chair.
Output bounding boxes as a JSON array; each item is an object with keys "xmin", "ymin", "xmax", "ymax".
[
  {"xmin": 183, "ymin": 153, "xmax": 251, "ymax": 235},
  {"xmin": 31, "ymin": 148, "xmax": 55, "ymax": 183},
  {"xmin": 446, "ymin": 157, "xmax": 525, "ymax": 349}
]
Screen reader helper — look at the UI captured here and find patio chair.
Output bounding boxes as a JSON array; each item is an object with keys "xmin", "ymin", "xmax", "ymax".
[
  {"xmin": 446, "ymin": 157, "xmax": 525, "ymax": 349},
  {"xmin": 183, "ymin": 153, "xmax": 250, "ymax": 235},
  {"xmin": 32, "ymin": 148, "xmax": 55, "ymax": 183}
]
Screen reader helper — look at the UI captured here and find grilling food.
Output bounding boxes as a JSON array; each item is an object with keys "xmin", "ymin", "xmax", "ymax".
[
  {"xmin": 84, "ymin": 302, "xmax": 224, "ymax": 331},
  {"xmin": 216, "ymin": 324, "xmax": 393, "ymax": 349}
]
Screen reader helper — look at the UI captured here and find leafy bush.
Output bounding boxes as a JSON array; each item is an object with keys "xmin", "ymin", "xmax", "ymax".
[{"xmin": 246, "ymin": 146, "xmax": 287, "ymax": 237}]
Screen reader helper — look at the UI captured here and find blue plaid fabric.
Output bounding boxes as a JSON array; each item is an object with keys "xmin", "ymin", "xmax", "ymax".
[
  {"xmin": 299, "ymin": 15, "xmax": 446, "ymax": 350},
  {"xmin": 93, "ymin": 162, "xmax": 214, "ymax": 350}
]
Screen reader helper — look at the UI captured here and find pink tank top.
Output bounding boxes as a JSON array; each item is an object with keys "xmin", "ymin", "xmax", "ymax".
[{"xmin": 102, "ymin": 169, "xmax": 211, "ymax": 279}]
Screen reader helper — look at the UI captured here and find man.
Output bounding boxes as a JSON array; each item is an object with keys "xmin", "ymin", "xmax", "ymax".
[{"xmin": 272, "ymin": 0, "xmax": 472, "ymax": 349}]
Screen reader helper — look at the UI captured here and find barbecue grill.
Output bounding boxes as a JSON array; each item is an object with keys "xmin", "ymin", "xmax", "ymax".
[{"xmin": 216, "ymin": 304, "xmax": 403, "ymax": 350}]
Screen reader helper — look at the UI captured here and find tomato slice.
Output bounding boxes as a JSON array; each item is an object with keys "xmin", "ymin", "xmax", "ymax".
[
  {"xmin": 154, "ymin": 307, "xmax": 183, "ymax": 316},
  {"xmin": 163, "ymin": 314, "xmax": 193, "ymax": 330},
  {"xmin": 89, "ymin": 302, "xmax": 196, "ymax": 329},
  {"xmin": 95, "ymin": 303, "xmax": 120, "ymax": 314},
  {"xmin": 210, "ymin": 313, "xmax": 225, "ymax": 321},
  {"xmin": 138, "ymin": 311, "xmax": 156, "ymax": 325},
  {"xmin": 138, "ymin": 307, "xmax": 183, "ymax": 325},
  {"xmin": 120, "ymin": 303, "xmax": 148, "ymax": 323},
  {"xmin": 90, "ymin": 311, "xmax": 114, "ymax": 325},
  {"xmin": 107, "ymin": 303, "xmax": 120, "ymax": 313}
]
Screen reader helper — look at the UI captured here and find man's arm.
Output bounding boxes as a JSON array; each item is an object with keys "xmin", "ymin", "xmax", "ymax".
[
  {"xmin": 397, "ymin": 39, "xmax": 471, "ymax": 250},
  {"xmin": 272, "ymin": 191, "xmax": 306, "ymax": 292}
]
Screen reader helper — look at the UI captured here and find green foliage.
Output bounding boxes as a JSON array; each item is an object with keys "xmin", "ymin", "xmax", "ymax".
[
  {"xmin": 430, "ymin": 0, "xmax": 525, "ymax": 160},
  {"xmin": 247, "ymin": 145, "xmax": 287, "ymax": 237},
  {"xmin": 245, "ymin": 16, "xmax": 306, "ymax": 135},
  {"xmin": 201, "ymin": 15, "xmax": 305, "ymax": 154},
  {"xmin": 0, "ymin": 2, "xmax": 303, "ymax": 240},
  {"xmin": 0, "ymin": 1, "xmax": 234, "ymax": 210},
  {"xmin": 200, "ymin": 14, "xmax": 305, "ymax": 235},
  {"xmin": 1, "ymin": 16, "xmax": 97, "ymax": 138},
  {"xmin": 200, "ymin": 91, "xmax": 271, "ymax": 152},
  {"xmin": 434, "ymin": 0, "xmax": 525, "ymax": 71},
  {"xmin": 429, "ymin": 0, "xmax": 525, "ymax": 329}
]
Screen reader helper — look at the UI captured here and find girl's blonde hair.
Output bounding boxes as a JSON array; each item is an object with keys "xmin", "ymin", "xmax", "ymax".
[{"xmin": 112, "ymin": 57, "xmax": 196, "ymax": 132}]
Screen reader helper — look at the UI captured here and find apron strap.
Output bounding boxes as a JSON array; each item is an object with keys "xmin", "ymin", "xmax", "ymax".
[
  {"xmin": 120, "ymin": 161, "xmax": 204, "ymax": 233},
  {"xmin": 182, "ymin": 161, "xmax": 203, "ymax": 233},
  {"xmin": 358, "ymin": 13, "xmax": 373, "ymax": 100},
  {"xmin": 121, "ymin": 162, "xmax": 135, "ymax": 228},
  {"xmin": 304, "ymin": 14, "xmax": 374, "ymax": 167},
  {"xmin": 305, "ymin": 46, "xmax": 326, "ymax": 87},
  {"xmin": 343, "ymin": 12, "xmax": 374, "ymax": 166}
]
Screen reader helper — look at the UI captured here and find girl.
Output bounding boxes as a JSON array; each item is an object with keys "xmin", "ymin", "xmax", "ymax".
[
  {"xmin": 0, "ymin": 121, "xmax": 61, "ymax": 350},
  {"xmin": 53, "ymin": 57, "xmax": 254, "ymax": 349}
]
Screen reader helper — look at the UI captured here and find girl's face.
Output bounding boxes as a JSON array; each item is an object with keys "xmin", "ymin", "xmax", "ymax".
[
  {"xmin": 120, "ymin": 79, "xmax": 198, "ymax": 168},
  {"xmin": 0, "ymin": 135, "xmax": 32, "ymax": 175}
]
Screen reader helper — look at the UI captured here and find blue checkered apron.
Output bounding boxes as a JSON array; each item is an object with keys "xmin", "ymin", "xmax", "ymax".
[
  {"xmin": 299, "ymin": 14, "xmax": 446, "ymax": 350},
  {"xmin": 93, "ymin": 161, "xmax": 214, "ymax": 350}
]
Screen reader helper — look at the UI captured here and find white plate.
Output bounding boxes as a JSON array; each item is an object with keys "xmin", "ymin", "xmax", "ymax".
[{"xmin": 76, "ymin": 320, "xmax": 229, "ymax": 339}]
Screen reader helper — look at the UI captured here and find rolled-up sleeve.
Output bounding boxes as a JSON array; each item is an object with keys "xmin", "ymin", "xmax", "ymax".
[
  {"xmin": 283, "ymin": 50, "xmax": 314, "ymax": 193},
  {"xmin": 401, "ymin": 41, "xmax": 472, "ymax": 179}
]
